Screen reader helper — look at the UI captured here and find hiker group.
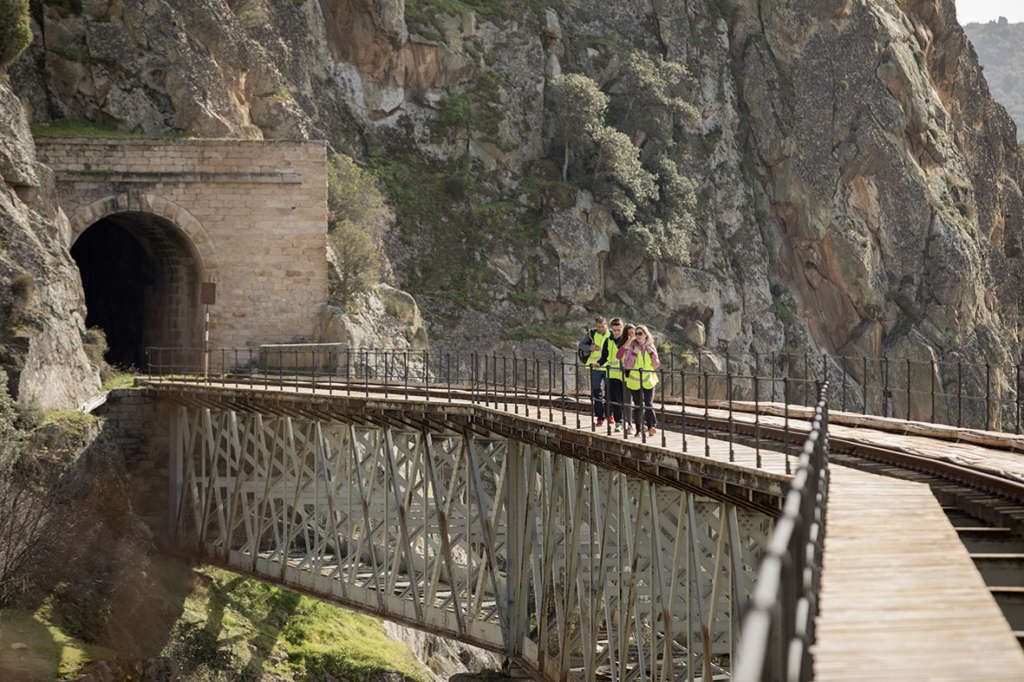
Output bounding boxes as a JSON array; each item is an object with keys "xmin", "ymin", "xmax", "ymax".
[{"xmin": 578, "ymin": 316, "xmax": 660, "ymax": 437}]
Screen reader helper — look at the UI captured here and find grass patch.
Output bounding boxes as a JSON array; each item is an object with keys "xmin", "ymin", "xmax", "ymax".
[
  {"xmin": 176, "ymin": 566, "xmax": 431, "ymax": 681},
  {"xmin": 35, "ymin": 410, "xmax": 96, "ymax": 430},
  {"xmin": 0, "ymin": 606, "xmax": 117, "ymax": 680},
  {"xmin": 4, "ymin": 558, "xmax": 432, "ymax": 680},
  {"xmin": 101, "ymin": 373, "xmax": 137, "ymax": 391}
]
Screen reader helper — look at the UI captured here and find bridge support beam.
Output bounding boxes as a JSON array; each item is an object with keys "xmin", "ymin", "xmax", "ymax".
[{"xmin": 169, "ymin": 405, "xmax": 773, "ymax": 680}]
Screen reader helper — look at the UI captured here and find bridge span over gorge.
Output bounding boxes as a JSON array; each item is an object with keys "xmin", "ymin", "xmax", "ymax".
[{"xmin": 131, "ymin": 347, "xmax": 1024, "ymax": 681}]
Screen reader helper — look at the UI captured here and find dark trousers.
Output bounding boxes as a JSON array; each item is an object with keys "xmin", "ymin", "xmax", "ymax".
[
  {"xmin": 608, "ymin": 378, "xmax": 625, "ymax": 422},
  {"xmin": 590, "ymin": 369, "xmax": 606, "ymax": 419},
  {"xmin": 631, "ymin": 387, "xmax": 655, "ymax": 430}
]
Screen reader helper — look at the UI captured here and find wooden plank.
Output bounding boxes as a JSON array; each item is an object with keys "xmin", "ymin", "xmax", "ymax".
[{"xmin": 813, "ymin": 465, "xmax": 1024, "ymax": 680}]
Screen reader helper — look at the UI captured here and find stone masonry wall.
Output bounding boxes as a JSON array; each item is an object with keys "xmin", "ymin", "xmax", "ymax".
[
  {"xmin": 91, "ymin": 388, "xmax": 171, "ymax": 541},
  {"xmin": 36, "ymin": 139, "xmax": 329, "ymax": 352}
]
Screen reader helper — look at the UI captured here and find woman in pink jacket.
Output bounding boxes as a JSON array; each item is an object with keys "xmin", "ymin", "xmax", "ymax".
[{"xmin": 617, "ymin": 324, "xmax": 661, "ymax": 437}]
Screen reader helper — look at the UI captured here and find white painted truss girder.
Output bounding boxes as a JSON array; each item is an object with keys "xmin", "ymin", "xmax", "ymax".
[{"xmin": 170, "ymin": 406, "xmax": 772, "ymax": 681}]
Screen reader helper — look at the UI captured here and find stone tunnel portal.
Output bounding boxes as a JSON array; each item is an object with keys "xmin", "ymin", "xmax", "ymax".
[{"xmin": 71, "ymin": 211, "xmax": 202, "ymax": 369}]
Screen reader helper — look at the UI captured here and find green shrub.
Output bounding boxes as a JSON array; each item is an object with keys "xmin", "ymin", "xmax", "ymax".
[
  {"xmin": 326, "ymin": 154, "xmax": 389, "ymax": 305},
  {"xmin": 329, "ymin": 220, "xmax": 380, "ymax": 306},
  {"xmin": 0, "ymin": 0, "xmax": 31, "ymax": 70}
]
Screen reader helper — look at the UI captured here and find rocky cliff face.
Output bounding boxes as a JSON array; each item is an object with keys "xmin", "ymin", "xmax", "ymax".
[
  {"xmin": 8, "ymin": 0, "xmax": 1024, "ymax": 414},
  {"xmin": 0, "ymin": 78, "xmax": 99, "ymax": 411},
  {"xmin": 964, "ymin": 18, "xmax": 1024, "ymax": 142}
]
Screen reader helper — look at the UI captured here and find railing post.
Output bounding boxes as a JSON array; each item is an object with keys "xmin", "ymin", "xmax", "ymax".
[
  {"xmin": 311, "ymin": 348, "xmax": 317, "ymax": 393},
  {"xmin": 862, "ymin": 356, "xmax": 867, "ymax": 415},
  {"xmin": 535, "ymin": 358, "xmax": 541, "ymax": 421},
  {"xmin": 881, "ymin": 354, "xmax": 889, "ymax": 418},
  {"xmin": 698, "ymin": 352, "xmax": 704, "ymax": 400},
  {"xmin": 727, "ymin": 361, "xmax": 734, "ymax": 462},
  {"xmin": 704, "ymin": 371, "xmax": 710, "ymax": 458},
  {"xmin": 803, "ymin": 351, "xmax": 809, "ymax": 406},
  {"xmin": 784, "ymin": 376, "xmax": 791, "ymax": 474},
  {"xmin": 424, "ymin": 351, "xmax": 430, "ymax": 402},
  {"xmin": 526, "ymin": 358, "xmax": 532, "ymax": 419},
  {"xmin": 669, "ymin": 352, "xmax": 675, "ymax": 397},
  {"xmin": 771, "ymin": 351, "xmax": 777, "ymax": 402},
  {"xmin": 1017, "ymin": 362, "xmax": 1022, "ymax": 435},
  {"xmin": 364, "ymin": 349, "xmax": 370, "ymax": 397},
  {"xmin": 640, "ymin": 368, "xmax": 647, "ymax": 444},
  {"xmin": 680, "ymin": 370, "xmax": 687, "ymax": 453},
  {"xmin": 930, "ymin": 359, "xmax": 936, "ymax": 424},
  {"xmin": 754, "ymin": 373, "xmax": 761, "ymax": 468},
  {"xmin": 446, "ymin": 353, "xmax": 452, "ymax": 403},
  {"xmin": 841, "ymin": 357, "xmax": 847, "ymax": 412},
  {"xmin": 345, "ymin": 347, "xmax": 351, "ymax": 396},
  {"xmin": 560, "ymin": 359, "xmax": 566, "ymax": 425},
  {"xmin": 906, "ymin": 358, "xmax": 911, "ymax": 421},
  {"xmin": 513, "ymin": 355, "xmax": 519, "ymax": 414},
  {"xmin": 548, "ymin": 358, "xmax": 554, "ymax": 422},
  {"xmin": 985, "ymin": 361, "xmax": 991, "ymax": 430},
  {"xmin": 503, "ymin": 356, "xmax": 508, "ymax": 411},
  {"xmin": 575, "ymin": 356, "xmax": 581, "ymax": 429},
  {"xmin": 957, "ymin": 359, "xmax": 963, "ymax": 427},
  {"xmin": 660, "ymin": 369, "xmax": 666, "ymax": 447}
]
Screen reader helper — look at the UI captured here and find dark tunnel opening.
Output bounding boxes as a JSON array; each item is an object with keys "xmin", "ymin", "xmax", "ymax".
[{"xmin": 71, "ymin": 212, "xmax": 201, "ymax": 369}]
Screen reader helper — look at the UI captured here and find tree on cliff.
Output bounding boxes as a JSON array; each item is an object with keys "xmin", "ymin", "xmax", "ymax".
[
  {"xmin": 0, "ymin": 0, "xmax": 31, "ymax": 70},
  {"xmin": 550, "ymin": 74, "xmax": 609, "ymax": 182},
  {"xmin": 549, "ymin": 61, "xmax": 700, "ymax": 263},
  {"xmin": 326, "ymin": 153, "xmax": 391, "ymax": 306}
]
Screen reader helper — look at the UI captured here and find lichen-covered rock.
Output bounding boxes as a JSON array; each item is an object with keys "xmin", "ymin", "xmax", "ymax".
[
  {"xmin": 5, "ymin": 0, "xmax": 1023, "ymax": 419},
  {"xmin": 0, "ymin": 80, "xmax": 99, "ymax": 411},
  {"xmin": 11, "ymin": 0, "xmax": 312, "ymax": 139},
  {"xmin": 316, "ymin": 283, "xmax": 428, "ymax": 350}
]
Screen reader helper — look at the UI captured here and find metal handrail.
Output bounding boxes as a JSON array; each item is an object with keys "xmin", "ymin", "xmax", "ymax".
[
  {"xmin": 734, "ymin": 383, "xmax": 830, "ymax": 682},
  {"xmin": 142, "ymin": 343, "xmax": 1023, "ymax": 435}
]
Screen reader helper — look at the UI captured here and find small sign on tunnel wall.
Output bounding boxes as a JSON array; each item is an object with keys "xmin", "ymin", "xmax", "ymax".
[{"xmin": 201, "ymin": 281, "xmax": 216, "ymax": 305}]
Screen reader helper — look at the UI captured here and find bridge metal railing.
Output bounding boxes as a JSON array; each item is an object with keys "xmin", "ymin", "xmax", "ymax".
[
  {"xmin": 145, "ymin": 344, "xmax": 835, "ymax": 473},
  {"xmin": 143, "ymin": 342, "xmax": 1023, "ymax": 453},
  {"xmin": 734, "ymin": 383, "xmax": 830, "ymax": 682}
]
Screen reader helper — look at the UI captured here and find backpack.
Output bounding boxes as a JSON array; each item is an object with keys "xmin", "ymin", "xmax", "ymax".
[{"xmin": 577, "ymin": 329, "xmax": 593, "ymax": 364}]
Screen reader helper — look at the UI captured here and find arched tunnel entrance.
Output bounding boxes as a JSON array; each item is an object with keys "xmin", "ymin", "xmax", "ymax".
[{"xmin": 71, "ymin": 211, "xmax": 202, "ymax": 369}]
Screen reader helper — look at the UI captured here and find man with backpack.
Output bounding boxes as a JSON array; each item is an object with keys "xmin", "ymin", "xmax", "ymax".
[{"xmin": 578, "ymin": 316, "xmax": 612, "ymax": 426}]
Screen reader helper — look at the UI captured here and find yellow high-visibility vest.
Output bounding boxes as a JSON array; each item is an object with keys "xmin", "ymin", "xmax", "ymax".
[
  {"xmin": 605, "ymin": 338, "xmax": 623, "ymax": 380},
  {"xmin": 586, "ymin": 330, "xmax": 610, "ymax": 371},
  {"xmin": 625, "ymin": 348, "xmax": 659, "ymax": 391}
]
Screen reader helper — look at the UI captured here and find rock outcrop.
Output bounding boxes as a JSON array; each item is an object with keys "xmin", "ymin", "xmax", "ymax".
[
  {"xmin": 964, "ymin": 18, "xmax": 1024, "ymax": 141},
  {"xmin": 7, "ymin": 0, "xmax": 1024, "ymax": 419},
  {"xmin": 0, "ymin": 78, "xmax": 99, "ymax": 410}
]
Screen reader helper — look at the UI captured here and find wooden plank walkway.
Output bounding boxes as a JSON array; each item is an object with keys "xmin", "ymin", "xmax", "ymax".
[
  {"xmin": 813, "ymin": 464, "xmax": 1024, "ymax": 680},
  {"xmin": 690, "ymin": 403, "xmax": 1024, "ymax": 484}
]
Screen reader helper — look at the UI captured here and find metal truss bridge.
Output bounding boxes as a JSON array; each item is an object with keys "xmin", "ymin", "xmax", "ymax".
[{"xmin": 142, "ymin": 347, "xmax": 1024, "ymax": 681}]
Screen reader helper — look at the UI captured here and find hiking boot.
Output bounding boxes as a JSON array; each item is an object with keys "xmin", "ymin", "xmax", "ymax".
[
  {"xmin": 596, "ymin": 418, "xmax": 605, "ymax": 427},
  {"xmin": 648, "ymin": 428, "xmax": 657, "ymax": 437},
  {"xmin": 608, "ymin": 416, "xmax": 615, "ymax": 425},
  {"xmin": 613, "ymin": 421, "xmax": 621, "ymax": 431}
]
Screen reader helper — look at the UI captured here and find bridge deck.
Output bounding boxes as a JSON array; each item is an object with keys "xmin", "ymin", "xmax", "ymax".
[
  {"xmin": 813, "ymin": 464, "xmax": 1024, "ymax": 680},
  {"xmin": 715, "ymin": 400, "xmax": 1024, "ymax": 483}
]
